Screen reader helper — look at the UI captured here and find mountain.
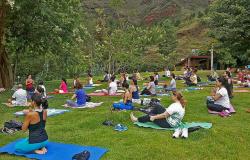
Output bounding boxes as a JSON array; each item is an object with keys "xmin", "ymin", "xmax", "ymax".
[{"xmin": 83, "ymin": 0, "xmax": 211, "ymax": 25}]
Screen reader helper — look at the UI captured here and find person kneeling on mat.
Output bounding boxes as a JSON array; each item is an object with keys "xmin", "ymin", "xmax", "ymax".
[
  {"xmin": 131, "ymin": 92, "xmax": 185, "ymax": 129},
  {"xmin": 113, "ymin": 83, "xmax": 133, "ymax": 110},
  {"xmin": 207, "ymin": 77, "xmax": 231, "ymax": 112},
  {"xmin": 65, "ymin": 82, "xmax": 86, "ymax": 107},
  {"xmin": 15, "ymin": 94, "xmax": 49, "ymax": 154}
]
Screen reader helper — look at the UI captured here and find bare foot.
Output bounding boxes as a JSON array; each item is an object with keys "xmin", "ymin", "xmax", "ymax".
[
  {"xmin": 130, "ymin": 112, "xmax": 138, "ymax": 122},
  {"xmin": 34, "ymin": 149, "xmax": 46, "ymax": 154},
  {"xmin": 41, "ymin": 147, "xmax": 47, "ymax": 153},
  {"xmin": 246, "ymin": 109, "xmax": 250, "ymax": 113}
]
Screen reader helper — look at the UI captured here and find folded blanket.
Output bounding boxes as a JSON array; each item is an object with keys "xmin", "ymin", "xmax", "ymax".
[
  {"xmin": 14, "ymin": 109, "xmax": 70, "ymax": 117},
  {"xmin": 134, "ymin": 122, "xmax": 212, "ymax": 130}
]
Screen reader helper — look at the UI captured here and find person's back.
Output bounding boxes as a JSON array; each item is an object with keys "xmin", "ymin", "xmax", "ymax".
[
  {"xmin": 75, "ymin": 89, "xmax": 86, "ymax": 106},
  {"xmin": 13, "ymin": 88, "xmax": 27, "ymax": 106},
  {"xmin": 169, "ymin": 78, "xmax": 176, "ymax": 89},
  {"xmin": 109, "ymin": 81, "xmax": 117, "ymax": 95},
  {"xmin": 28, "ymin": 110, "xmax": 48, "ymax": 144},
  {"xmin": 60, "ymin": 81, "xmax": 68, "ymax": 93},
  {"xmin": 166, "ymin": 102, "xmax": 185, "ymax": 127},
  {"xmin": 149, "ymin": 81, "xmax": 156, "ymax": 95}
]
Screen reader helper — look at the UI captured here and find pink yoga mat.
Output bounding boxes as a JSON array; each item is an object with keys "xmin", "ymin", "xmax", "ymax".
[
  {"xmin": 234, "ymin": 90, "xmax": 250, "ymax": 93},
  {"xmin": 87, "ymin": 92, "xmax": 122, "ymax": 96},
  {"xmin": 208, "ymin": 104, "xmax": 236, "ymax": 114}
]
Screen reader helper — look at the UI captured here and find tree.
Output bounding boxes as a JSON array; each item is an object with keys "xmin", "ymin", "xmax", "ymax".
[
  {"xmin": 4, "ymin": 0, "xmax": 88, "ymax": 81},
  {"xmin": 0, "ymin": 0, "xmax": 13, "ymax": 88},
  {"xmin": 206, "ymin": 0, "xmax": 250, "ymax": 65}
]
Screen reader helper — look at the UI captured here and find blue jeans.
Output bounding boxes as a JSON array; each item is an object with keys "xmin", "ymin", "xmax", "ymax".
[
  {"xmin": 15, "ymin": 138, "xmax": 48, "ymax": 153},
  {"xmin": 207, "ymin": 98, "xmax": 228, "ymax": 112}
]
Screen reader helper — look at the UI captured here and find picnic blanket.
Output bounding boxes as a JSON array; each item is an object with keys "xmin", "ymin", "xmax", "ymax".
[
  {"xmin": 0, "ymin": 139, "xmax": 108, "ymax": 160},
  {"xmin": 134, "ymin": 122, "xmax": 212, "ymax": 130},
  {"xmin": 14, "ymin": 109, "xmax": 70, "ymax": 117}
]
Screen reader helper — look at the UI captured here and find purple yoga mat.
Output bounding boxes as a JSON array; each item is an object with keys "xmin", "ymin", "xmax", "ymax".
[{"xmin": 208, "ymin": 104, "xmax": 236, "ymax": 114}]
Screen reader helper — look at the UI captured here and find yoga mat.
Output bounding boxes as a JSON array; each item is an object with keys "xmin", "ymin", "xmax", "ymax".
[
  {"xmin": 83, "ymin": 87, "xmax": 95, "ymax": 90},
  {"xmin": 88, "ymin": 92, "xmax": 122, "ymax": 96},
  {"xmin": 0, "ymin": 139, "xmax": 108, "ymax": 160},
  {"xmin": 233, "ymin": 90, "xmax": 250, "ymax": 93},
  {"xmin": 141, "ymin": 93, "xmax": 170, "ymax": 97},
  {"xmin": 134, "ymin": 122, "xmax": 212, "ymax": 130},
  {"xmin": 71, "ymin": 102, "xmax": 103, "ymax": 109},
  {"xmin": 14, "ymin": 109, "xmax": 70, "ymax": 117},
  {"xmin": 208, "ymin": 104, "xmax": 236, "ymax": 114}
]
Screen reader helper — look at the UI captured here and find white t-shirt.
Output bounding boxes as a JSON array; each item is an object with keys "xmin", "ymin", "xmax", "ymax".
[
  {"xmin": 155, "ymin": 75, "xmax": 159, "ymax": 80},
  {"xmin": 89, "ymin": 78, "xmax": 93, "ymax": 85},
  {"xmin": 109, "ymin": 81, "xmax": 117, "ymax": 95},
  {"xmin": 12, "ymin": 89, "xmax": 27, "ymax": 106},
  {"xmin": 39, "ymin": 85, "xmax": 47, "ymax": 98},
  {"xmin": 169, "ymin": 79, "xmax": 176, "ymax": 89},
  {"xmin": 147, "ymin": 81, "xmax": 156, "ymax": 95},
  {"xmin": 214, "ymin": 87, "xmax": 230, "ymax": 109},
  {"xmin": 166, "ymin": 102, "xmax": 185, "ymax": 127},
  {"xmin": 165, "ymin": 70, "xmax": 171, "ymax": 77},
  {"xmin": 191, "ymin": 74, "xmax": 198, "ymax": 84}
]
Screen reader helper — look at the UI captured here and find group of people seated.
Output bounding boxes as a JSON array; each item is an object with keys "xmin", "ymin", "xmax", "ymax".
[
  {"xmin": 184, "ymin": 68, "xmax": 199, "ymax": 86},
  {"xmin": 237, "ymin": 69, "xmax": 250, "ymax": 87}
]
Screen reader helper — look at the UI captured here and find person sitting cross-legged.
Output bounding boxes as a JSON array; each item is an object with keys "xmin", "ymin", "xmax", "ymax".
[
  {"xmin": 65, "ymin": 82, "xmax": 86, "ymax": 107},
  {"xmin": 207, "ymin": 77, "xmax": 231, "ymax": 112},
  {"xmin": 7, "ymin": 84, "xmax": 27, "ymax": 107},
  {"xmin": 113, "ymin": 83, "xmax": 133, "ymax": 110}
]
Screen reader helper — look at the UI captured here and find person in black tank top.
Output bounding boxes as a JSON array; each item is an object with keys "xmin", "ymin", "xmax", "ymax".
[{"xmin": 15, "ymin": 94, "xmax": 49, "ymax": 154}]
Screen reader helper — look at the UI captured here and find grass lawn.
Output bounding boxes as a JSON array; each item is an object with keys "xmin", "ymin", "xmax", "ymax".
[{"xmin": 0, "ymin": 71, "xmax": 249, "ymax": 160}]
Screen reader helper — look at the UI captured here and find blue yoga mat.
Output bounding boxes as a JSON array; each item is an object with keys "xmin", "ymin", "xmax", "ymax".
[{"xmin": 0, "ymin": 139, "xmax": 108, "ymax": 160}]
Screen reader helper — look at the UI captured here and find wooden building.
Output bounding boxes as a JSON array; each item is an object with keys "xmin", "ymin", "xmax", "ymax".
[{"xmin": 176, "ymin": 56, "xmax": 211, "ymax": 70}]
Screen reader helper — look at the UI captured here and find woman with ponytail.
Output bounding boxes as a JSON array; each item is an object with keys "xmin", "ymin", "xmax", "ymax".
[{"xmin": 131, "ymin": 92, "xmax": 186, "ymax": 128}]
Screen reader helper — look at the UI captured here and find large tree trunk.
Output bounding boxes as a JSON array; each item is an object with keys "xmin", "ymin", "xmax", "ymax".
[{"xmin": 0, "ymin": 1, "xmax": 13, "ymax": 88}]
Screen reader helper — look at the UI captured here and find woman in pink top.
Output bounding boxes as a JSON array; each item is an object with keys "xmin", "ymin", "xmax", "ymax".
[{"xmin": 55, "ymin": 78, "xmax": 68, "ymax": 93}]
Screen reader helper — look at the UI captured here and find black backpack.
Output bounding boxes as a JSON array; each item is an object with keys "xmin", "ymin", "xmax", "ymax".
[
  {"xmin": 4, "ymin": 120, "xmax": 23, "ymax": 130},
  {"xmin": 86, "ymin": 95, "xmax": 91, "ymax": 102}
]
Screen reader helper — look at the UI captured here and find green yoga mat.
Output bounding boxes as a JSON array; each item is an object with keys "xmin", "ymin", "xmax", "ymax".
[{"xmin": 134, "ymin": 122, "xmax": 212, "ymax": 130}]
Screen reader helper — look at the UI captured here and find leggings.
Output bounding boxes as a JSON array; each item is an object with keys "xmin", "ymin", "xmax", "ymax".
[
  {"xmin": 138, "ymin": 104, "xmax": 172, "ymax": 128},
  {"xmin": 207, "ymin": 99, "xmax": 229, "ymax": 112},
  {"xmin": 140, "ymin": 88, "xmax": 152, "ymax": 95},
  {"xmin": 66, "ymin": 100, "xmax": 85, "ymax": 107},
  {"xmin": 15, "ymin": 138, "xmax": 48, "ymax": 153}
]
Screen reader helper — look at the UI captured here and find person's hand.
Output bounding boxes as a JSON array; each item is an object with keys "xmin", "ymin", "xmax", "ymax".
[{"xmin": 150, "ymin": 116, "xmax": 155, "ymax": 121}]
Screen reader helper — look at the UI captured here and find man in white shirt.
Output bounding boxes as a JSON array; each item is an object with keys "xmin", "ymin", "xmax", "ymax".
[{"xmin": 7, "ymin": 84, "xmax": 27, "ymax": 107}]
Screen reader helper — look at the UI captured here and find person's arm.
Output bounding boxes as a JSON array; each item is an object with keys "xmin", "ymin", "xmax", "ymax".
[
  {"xmin": 147, "ymin": 83, "xmax": 152, "ymax": 90},
  {"xmin": 150, "ymin": 111, "xmax": 170, "ymax": 121},
  {"xmin": 22, "ymin": 113, "xmax": 32, "ymax": 131},
  {"xmin": 123, "ymin": 92, "xmax": 129, "ymax": 103},
  {"xmin": 212, "ymin": 93, "xmax": 222, "ymax": 101},
  {"xmin": 71, "ymin": 94, "xmax": 76, "ymax": 100}
]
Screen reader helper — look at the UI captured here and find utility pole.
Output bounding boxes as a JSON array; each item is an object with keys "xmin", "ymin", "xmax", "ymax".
[{"xmin": 210, "ymin": 44, "xmax": 214, "ymax": 71}]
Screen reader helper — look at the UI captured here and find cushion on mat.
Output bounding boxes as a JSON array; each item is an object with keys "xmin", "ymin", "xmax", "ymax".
[{"xmin": 0, "ymin": 139, "xmax": 108, "ymax": 160}]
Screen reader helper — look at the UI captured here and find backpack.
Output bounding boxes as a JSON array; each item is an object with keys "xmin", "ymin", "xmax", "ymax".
[
  {"xmin": 86, "ymin": 95, "xmax": 91, "ymax": 102},
  {"xmin": 4, "ymin": 120, "xmax": 23, "ymax": 130}
]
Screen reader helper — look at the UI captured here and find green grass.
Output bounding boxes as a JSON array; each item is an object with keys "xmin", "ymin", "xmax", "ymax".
[{"xmin": 0, "ymin": 71, "xmax": 249, "ymax": 160}]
